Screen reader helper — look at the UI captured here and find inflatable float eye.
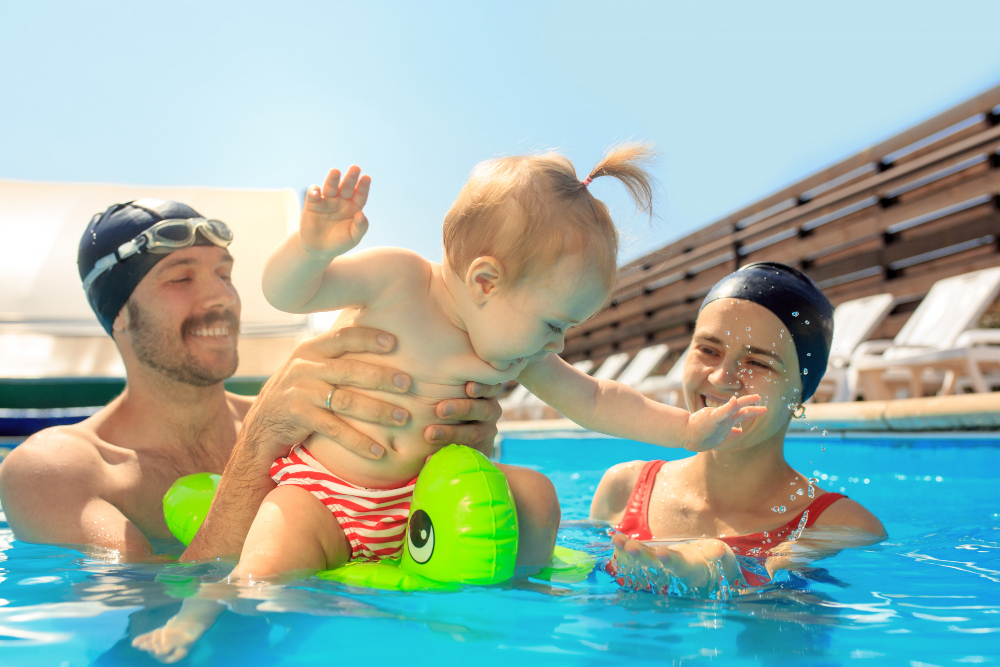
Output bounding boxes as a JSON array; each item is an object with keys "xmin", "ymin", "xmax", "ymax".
[{"xmin": 407, "ymin": 509, "xmax": 435, "ymax": 564}]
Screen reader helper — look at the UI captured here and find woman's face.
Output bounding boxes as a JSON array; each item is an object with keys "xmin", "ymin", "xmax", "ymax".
[{"xmin": 682, "ymin": 298, "xmax": 803, "ymax": 450}]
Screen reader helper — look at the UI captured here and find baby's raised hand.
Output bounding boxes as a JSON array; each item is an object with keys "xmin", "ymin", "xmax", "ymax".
[
  {"xmin": 299, "ymin": 165, "xmax": 372, "ymax": 259},
  {"xmin": 683, "ymin": 395, "xmax": 767, "ymax": 452}
]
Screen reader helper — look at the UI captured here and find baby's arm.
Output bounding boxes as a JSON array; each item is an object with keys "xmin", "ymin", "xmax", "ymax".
[
  {"xmin": 263, "ymin": 166, "xmax": 416, "ymax": 314},
  {"xmin": 518, "ymin": 354, "xmax": 765, "ymax": 451}
]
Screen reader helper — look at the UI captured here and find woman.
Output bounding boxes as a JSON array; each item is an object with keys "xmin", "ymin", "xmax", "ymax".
[{"xmin": 590, "ymin": 262, "xmax": 886, "ymax": 595}]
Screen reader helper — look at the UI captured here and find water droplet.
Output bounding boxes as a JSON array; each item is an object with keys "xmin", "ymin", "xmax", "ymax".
[
  {"xmin": 746, "ymin": 327, "xmax": 751, "ymax": 331},
  {"xmin": 806, "ymin": 353, "xmax": 811, "ymax": 357},
  {"xmin": 763, "ymin": 532, "xmax": 768, "ymax": 537},
  {"xmin": 810, "ymin": 426, "xmax": 817, "ymax": 431},
  {"xmin": 803, "ymin": 368, "xmax": 809, "ymax": 375},
  {"xmin": 779, "ymin": 506, "xmax": 786, "ymax": 512},
  {"xmin": 792, "ymin": 311, "xmax": 799, "ymax": 317},
  {"xmin": 796, "ymin": 488, "xmax": 804, "ymax": 495},
  {"xmin": 769, "ymin": 360, "xmax": 773, "ymax": 364},
  {"xmin": 726, "ymin": 330, "xmax": 730, "ymax": 335},
  {"xmin": 804, "ymin": 319, "xmax": 810, "ymax": 325},
  {"xmin": 790, "ymin": 494, "xmax": 796, "ymax": 500},
  {"xmin": 822, "ymin": 430, "xmax": 828, "ymax": 436}
]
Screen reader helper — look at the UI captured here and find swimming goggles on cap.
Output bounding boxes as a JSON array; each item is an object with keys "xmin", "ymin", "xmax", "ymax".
[{"xmin": 82, "ymin": 218, "xmax": 234, "ymax": 295}]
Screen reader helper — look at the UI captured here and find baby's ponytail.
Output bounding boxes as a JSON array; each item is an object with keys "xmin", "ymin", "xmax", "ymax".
[{"xmin": 581, "ymin": 142, "xmax": 657, "ymax": 218}]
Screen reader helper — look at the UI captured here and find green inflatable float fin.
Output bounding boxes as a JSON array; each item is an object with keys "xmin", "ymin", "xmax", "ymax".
[
  {"xmin": 162, "ymin": 472, "xmax": 221, "ymax": 546},
  {"xmin": 531, "ymin": 545, "xmax": 597, "ymax": 584}
]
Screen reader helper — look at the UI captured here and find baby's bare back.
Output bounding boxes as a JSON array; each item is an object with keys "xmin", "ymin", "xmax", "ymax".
[{"xmin": 304, "ymin": 276, "xmax": 520, "ymax": 489}]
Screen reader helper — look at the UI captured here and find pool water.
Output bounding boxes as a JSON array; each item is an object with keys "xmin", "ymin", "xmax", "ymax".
[{"xmin": 0, "ymin": 433, "xmax": 997, "ymax": 665}]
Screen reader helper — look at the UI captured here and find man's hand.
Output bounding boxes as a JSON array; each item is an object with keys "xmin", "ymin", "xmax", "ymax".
[
  {"xmin": 426, "ymin": 381, "xmax": 503, "ymax": 456},
  {"xmin": 683, "ymin": 395, "xmax": 767, "ymax": 452},
  {"xmin": 242, "ymin": 325, "xmax": 412, "ymax": 466},
  {"xmin": 299, "ymin": 165, "xmax": 371, "ymax": 259}
]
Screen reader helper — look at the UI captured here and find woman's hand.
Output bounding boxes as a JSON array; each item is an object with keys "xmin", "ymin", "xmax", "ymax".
[{"xmin": 610, "ymin": 533, "xmax": 746, "ymax": 598}]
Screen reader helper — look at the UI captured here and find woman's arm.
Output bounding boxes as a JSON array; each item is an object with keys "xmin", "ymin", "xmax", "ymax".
[{"xmin": 518, "ymin": 354, "xmax": 765, "ymax": 451}]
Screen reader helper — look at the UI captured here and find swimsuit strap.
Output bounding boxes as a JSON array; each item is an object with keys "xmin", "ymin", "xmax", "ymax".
[
  {"xmin": 797, "ymin": 491, "xmax": 847, "ymax": 530},
  {"xmin": 719, "ymin": 492, "xmax": 848, "ymax": 557},
  {"xmin": 615, "ymin": 460, "xmax": 666, "ymax": 540}
]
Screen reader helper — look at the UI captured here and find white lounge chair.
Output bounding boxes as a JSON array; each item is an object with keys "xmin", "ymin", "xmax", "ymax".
[
  {"xmin": 850, "ymin": 267, "xmax": 1000, "ymax": 400},
  {"xmin": 636, "ymin": 347, "xmax": 689, "ymax": 407},
  {"xmin": 614, "ymin": 344, "xmax": 671, "ymax": 388},
  {"xmin": 812, "ymin": 293, "xmax": 896, "ymax": 403}
]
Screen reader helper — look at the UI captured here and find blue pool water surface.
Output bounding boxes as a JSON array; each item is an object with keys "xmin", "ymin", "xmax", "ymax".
[{"xmin": 0, "ymin": 433, "xmax": 997, "ymax": 666}]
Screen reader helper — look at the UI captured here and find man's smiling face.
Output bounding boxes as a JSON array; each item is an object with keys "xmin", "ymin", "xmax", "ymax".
[
  {"xmin": 119, "ymin": 245, "xmax": 241, "ymax": 386},
  {"xmin": 682, "ymin": 298, "xmax": 802, "ymax": 449}
]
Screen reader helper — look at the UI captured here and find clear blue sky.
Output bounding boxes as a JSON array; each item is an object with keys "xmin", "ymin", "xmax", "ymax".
[{"xmin": 4, "ymin": 1, "xmax": 1000, "ymax": 264}]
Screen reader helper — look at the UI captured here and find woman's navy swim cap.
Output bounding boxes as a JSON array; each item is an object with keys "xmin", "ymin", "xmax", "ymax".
[
  {"xmin": 700, "ymin": 261, "xmax": 834, "ymax": 401},
  {"xmin": 78, "ymin": 199, "xmax": 210, "ymax": 335}
]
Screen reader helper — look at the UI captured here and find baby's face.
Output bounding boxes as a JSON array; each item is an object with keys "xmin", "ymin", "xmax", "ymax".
[{"xmin": 467, "ymin": 254, "xmax": 609, "ymax": 372}]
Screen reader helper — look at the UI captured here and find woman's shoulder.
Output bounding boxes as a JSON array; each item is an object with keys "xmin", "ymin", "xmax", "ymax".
[
  {"xmin": 813, "ymin": 492, "xmax": 887, "ymax": 538},
  {"xmin": 589, "ymin": 459, "xmax": 652, "ymax": 522}
]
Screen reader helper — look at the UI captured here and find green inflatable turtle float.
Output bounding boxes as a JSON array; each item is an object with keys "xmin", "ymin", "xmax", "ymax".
[{"xmin": 163, "ymin": 445, "xmax": 593, "ymax": 591}]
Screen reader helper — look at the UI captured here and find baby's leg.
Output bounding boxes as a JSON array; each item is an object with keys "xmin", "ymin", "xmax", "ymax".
[
  {"xmin": 496, "ymin": 464, "xmax": 560, "ymax": 569},
  {"xmin": 133, "ymin": 486, "xmax": 349, "ymax": 663}
]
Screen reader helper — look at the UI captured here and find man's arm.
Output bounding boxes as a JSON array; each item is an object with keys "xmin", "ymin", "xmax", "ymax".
[
  {"xmin": 0, "ymin": 430, "xmax": 155, "ymax": 556},
  {"xmin": 182, "ymin": 327, "xmax": 504, "ymax": 561}
]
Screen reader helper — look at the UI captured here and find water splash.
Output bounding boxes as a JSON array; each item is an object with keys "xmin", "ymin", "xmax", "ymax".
[
  {"xmin": 788, "ymin": 510, "xmax": 810, "ymax": 542},
  {"xmin": 807, "ymin": 478, "xmax": 818, "ymax": 498}
]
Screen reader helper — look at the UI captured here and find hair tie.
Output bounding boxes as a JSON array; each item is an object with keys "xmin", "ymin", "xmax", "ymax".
[{"xmin": 581, "ymin": 176, "xmax": 593, "ymax": 187}]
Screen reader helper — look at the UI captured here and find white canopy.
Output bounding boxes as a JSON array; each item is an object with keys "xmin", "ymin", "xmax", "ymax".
[{"xmin": 0, "ymin": 179, "xmax": 311, "ymax": 377}]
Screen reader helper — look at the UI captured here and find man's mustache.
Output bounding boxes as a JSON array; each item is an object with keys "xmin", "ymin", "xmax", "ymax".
[{"xmin": 182, "ymin": 310, "xmax": 240, "ymax": 336}]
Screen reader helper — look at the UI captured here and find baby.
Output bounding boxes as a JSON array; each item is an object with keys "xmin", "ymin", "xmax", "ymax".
[{"xmin": 134, "ymin": 144, "xmax": 764, "ymax": 662}]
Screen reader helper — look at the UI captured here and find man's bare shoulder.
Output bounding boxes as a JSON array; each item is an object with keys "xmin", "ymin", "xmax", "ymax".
[
  {"xmin": 0, "ymin": 421, "xmax": 111, "ymax": 489},
  {"xmin": 0, "ymin": 420, "xmax": 117, "ymax": 534}
]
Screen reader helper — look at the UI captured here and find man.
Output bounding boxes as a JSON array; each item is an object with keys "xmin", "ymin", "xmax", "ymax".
[{"xmin": 0, "ymin": 199, "xmax": 513, "ymax": 558}]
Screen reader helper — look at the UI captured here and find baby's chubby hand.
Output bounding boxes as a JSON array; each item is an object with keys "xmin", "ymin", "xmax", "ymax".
[
  {"xmin": 299, "ymin": 165, "xmax": 372, "ymax": 259},
  {"xmin": 683, "ymin": 395, "xmax": 767, "ymax": 452}
]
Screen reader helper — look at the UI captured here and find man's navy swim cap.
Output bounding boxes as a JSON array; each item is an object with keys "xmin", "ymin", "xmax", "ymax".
[
  {"xmin": 78, "ymin": 199, "xmax": 211, "ymax": 335},
  {"xmin": 700, "ymin": 261, "xmax": 834, "ymax": 401}
]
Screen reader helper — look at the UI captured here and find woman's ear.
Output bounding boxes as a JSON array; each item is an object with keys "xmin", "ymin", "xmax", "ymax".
[{"xmin": 466, "ymin": 257, "xmax": 504, "ymax": 305}]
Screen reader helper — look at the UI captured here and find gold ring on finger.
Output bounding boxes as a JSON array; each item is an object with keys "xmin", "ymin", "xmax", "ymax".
[{"xmin": 326, "ymin": 387, "xmax": 336, "ymax": 412}]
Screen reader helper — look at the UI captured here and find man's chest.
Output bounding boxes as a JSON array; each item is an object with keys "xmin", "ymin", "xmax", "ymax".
[{"xmin": 105, "ymin": 449, "xmax": 229, "ymax": 540}]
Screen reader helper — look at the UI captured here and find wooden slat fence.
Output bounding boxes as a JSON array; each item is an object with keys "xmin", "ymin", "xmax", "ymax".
[{"xmin": 562, "ymin": 84, "xmax": 1000, "ymax": 372}]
